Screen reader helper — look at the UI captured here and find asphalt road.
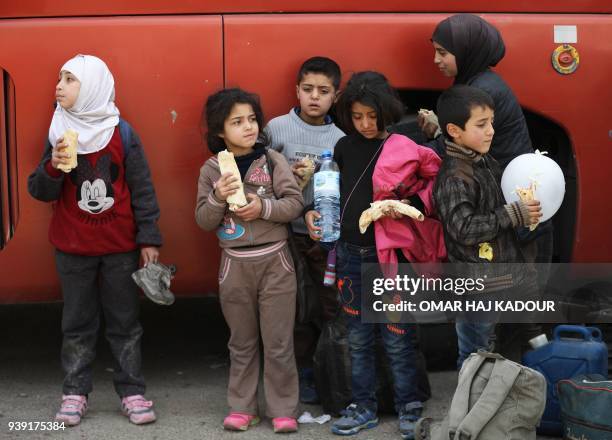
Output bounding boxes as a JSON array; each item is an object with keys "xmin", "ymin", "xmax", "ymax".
[{"xmin": 0, "ymin": 298, "xmax": 561, "ymax": 440}]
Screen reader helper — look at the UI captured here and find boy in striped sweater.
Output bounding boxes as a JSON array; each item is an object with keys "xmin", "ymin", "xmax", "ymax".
[{"xmin": 265, "ymin": 56, "xmax": 345, "ymax": 403}]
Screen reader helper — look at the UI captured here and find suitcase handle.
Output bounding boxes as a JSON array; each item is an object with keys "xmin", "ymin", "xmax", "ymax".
[
  {"xmin": 586, "ymin": 327, "xmax": 603, "ymax": 341},
  {"xmin": 554, "ymin": 325, "xmax": 601, "ymax": 342}
]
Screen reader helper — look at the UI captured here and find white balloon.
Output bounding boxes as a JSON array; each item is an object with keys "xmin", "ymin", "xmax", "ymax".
[{"xmin": 501, "ymin": 152, "xmax": 565, "ymax": 222}]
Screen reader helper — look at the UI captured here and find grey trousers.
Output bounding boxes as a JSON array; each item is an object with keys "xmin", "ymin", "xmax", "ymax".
[{"xmin": 55, "ymin": 249, "xmax": 145, "ymax": 398}]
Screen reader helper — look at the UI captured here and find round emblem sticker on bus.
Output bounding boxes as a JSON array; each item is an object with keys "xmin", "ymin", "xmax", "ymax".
[{"xmin": 552, "ymin": 44, "xmax": 579, "ymax": 75}]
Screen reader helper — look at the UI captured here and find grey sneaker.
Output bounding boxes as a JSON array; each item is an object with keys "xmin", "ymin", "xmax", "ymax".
[{"xmin": 132, "ymin": 262, "xmax": 176, "ymax": 305}]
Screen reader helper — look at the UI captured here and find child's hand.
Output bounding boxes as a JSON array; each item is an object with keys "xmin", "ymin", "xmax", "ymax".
[
  {"xmin": 525, "ymin": 200, "xmax": 543, "ymax": 225},
  {"xmin": 51, "ymin": 137, "xmax": 72, "ymax": 169},
  {"xmin": 140, "ymin": 246, "xmax": 159, "ymax": 267},
  {"xmin": 417, "ymin": 112, "xmax": 440, "ymax": 140},
  {"xmin": 214, "ymin": 172, "xmax": 241, "ymax": 201},
  {"xmin": 386, "ymin": 207, "xmax": 403, "ymax": 220},
  {"xmin": 291, "ymin": 162, "xmax": 308, "ymax": 185},
  {"xmin": 234, "ymin": 193, "xmax": 262, "ymax": 221},
  {"xmin": 305, "ymin": 210, "xmax": 322, "ymax": 241},
  {"xmin": 383, "ymin": 199, "xmax": 408, "ymax": 220}
]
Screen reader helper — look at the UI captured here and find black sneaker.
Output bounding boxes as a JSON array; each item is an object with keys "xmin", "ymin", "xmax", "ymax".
[{"xmin": 132, "ymin": 262, "xmax": 176, "ymax": 305}]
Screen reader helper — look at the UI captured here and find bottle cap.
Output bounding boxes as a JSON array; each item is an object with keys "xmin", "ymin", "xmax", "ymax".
[
  {"xmin": 321, "ymin": 150, "xmax": 332, "ymax": 159},
  {"xmin": 528, "ymin": 334, "xmax": 549, "ymax": 349}
]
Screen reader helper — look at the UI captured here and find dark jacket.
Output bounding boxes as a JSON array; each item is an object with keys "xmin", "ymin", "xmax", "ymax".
[
  {"xmin": 422, "ymin": 70, "xmax": 534, "ymax": 169},
  {"xmin": 468, "ymin": 70, "xmax": 533, "ymax": 169},
  {"xmin": 433, "ymin": 142, "xmax": 535, "ymax": 289}
]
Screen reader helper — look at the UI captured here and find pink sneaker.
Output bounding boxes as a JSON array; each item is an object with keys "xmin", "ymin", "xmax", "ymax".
[
  {"xmin": 272, "ymin": 417, "xmax": 298, "ymax": 433},
  {"xmin": 121, "ymin": 395, "xmax": 156, "ymax": 425},
  {"xmin": 55, "ymin": 395, "xmax": 88, "ymax": 426},
  {"xmin": 223, "ymin": 412, "xmax": 260, "ymax": 431}
]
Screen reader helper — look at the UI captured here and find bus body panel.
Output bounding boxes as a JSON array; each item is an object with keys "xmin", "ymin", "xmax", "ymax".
[
  {"xmin": 224, "ymin": 13, "xmax": 611, "ymax": 263},
  {"xmin": 0, "ymin": 1, "xmax": 609, "ymax": 17},
  {"xmin": 0, "ymin": 16, "xmax": 223, "ymax": 303},
  {"xmin": 0, "ymin": 8, "xmax": 610, "ymax": 303}
]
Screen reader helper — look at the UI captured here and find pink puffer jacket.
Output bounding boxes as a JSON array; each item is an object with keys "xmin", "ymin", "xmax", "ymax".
[{"xmin": 372, "ymin": 134, "xmax": 447, "ymax": 270}]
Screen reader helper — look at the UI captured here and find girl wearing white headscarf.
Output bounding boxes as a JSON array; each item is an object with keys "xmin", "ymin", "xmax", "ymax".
[
  {"xmin": 48, "ymin": 55, "xmax": 120, "ymax": 154},
  {"xmin": 28, "ymin": 54, "xmax": 162, "ymax": 427}
]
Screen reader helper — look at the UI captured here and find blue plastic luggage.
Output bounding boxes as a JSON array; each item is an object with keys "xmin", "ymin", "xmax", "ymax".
[{"xmin": 522, "ymin": 325, "xmax": 608, "ymax": 436}]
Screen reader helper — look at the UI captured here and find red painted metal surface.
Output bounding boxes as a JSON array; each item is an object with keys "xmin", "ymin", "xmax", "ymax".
[
  {"xmin": 0, "ymin": 0, "xmax": 609, "ymax": 17},
  {"xmin": 225, "ymin": 13, "xmax": 612, "ymax": 265},
  {"xmin": 0, "ymin": 7, "xmax": 610, "ymax": 303},
  {"xmin": 0, "ymin": 16, "xmax": 223, "ymax": 302}
]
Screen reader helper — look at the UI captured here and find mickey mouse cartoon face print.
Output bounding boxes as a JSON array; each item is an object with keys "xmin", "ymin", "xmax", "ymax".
[
  {"xmin": 79, "ymin": 178, "xmax": 113, "ymax": 214},
  {"xmin": 71, "ymin": 153, "xmax": 118, "ymax": 215}
]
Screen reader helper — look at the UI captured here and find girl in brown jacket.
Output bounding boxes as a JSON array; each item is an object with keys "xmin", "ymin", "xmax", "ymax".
[{"xmin": 195, "ymin": 88, "xmax": 304, "ymax": 433}]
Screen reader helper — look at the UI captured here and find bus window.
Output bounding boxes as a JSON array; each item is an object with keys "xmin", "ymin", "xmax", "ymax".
[{"xmin": 0, "ymin": 68, "xmax": 17, "ymax": 250}]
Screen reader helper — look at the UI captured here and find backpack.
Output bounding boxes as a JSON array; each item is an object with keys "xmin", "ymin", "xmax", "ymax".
[
  {"xmin": 436, "ymin": 351, "xmax": 546, "ymax": 440},
  {"xmin": 558, "ymin": 374, "xmax": 612, "ymax": 440},
  {"xmin": 314, "ymin": 313, "xmax": 431, "ymax": 416},
  {"xmin": 118, "ymin": 118, "xmax": 138, "ymax": 156}
]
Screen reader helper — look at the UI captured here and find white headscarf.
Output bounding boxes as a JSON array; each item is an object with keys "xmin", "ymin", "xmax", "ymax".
[{"xmin": 48, "ymin": 54, "xmax": 120, "ymax": 154}]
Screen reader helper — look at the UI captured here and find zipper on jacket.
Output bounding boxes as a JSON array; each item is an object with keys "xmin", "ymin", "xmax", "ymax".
[
  {"xmin": 243, "ymin": 154, "xmax": 265, "ymax": 247},
  {"xmin": 246, "ymin": 221, "xmax": 254, "ymax": 246},
  {"xmin": 482, "ymin": 155, "xmax": 506, "ymax": 262}
]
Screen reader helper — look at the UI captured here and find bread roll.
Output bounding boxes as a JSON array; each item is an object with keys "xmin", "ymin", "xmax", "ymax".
[
  {"xmin": 218, "ymin": 150, "xmax": 248, "ymax": 211},
  {"xmin": 359, "ymin": 200, "xmax": 424, "ymax": 234},
  {"xmin": 295, "ymin": 156, "xmax": 316, "ymax": 190},
  {"xmin": 515, "ymin": 181, "xmax": 539, "ymax": 231},
  {"xmin": 418, "ymin": 108, "xmax": 442, "ymax": 138},
  {"xmin": 57, "ymin": 129, "xmax": 78, "ymax": 173}
]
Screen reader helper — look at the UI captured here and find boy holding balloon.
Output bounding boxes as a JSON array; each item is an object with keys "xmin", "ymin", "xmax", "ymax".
[{"xmin": 432, "ymin": 85, "xmax": 542, "ymax": 368}]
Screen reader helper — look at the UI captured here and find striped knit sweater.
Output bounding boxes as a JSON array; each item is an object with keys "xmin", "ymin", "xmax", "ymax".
[{"xmin": 265, "ymin": 108, "xmax": 345, "ymax": 234}]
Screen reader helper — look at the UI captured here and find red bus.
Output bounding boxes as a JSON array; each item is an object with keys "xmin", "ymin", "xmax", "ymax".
[{"xmin": 0, "ymin": 1, "xmax": 610, "ymax": 303}]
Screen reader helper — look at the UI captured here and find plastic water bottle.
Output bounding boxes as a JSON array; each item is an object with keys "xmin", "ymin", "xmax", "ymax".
[{"xmin": 314, "ymin": 150, "xmax": 340, "ymax": 242}]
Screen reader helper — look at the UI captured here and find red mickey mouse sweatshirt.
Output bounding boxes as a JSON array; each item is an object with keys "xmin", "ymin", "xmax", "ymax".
[{"xmin": 28, "ymin": 124, "xmax": 162, "ymax": 256}]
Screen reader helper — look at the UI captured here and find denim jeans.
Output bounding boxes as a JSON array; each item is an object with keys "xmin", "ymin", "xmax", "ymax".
[
  {"xmin": 335, "ymin": 241, "xmax": 422, "ymax": 413},
  {"xmin": 455, "ymin": 320, "xmax": 495, "ymax": 369},
  {"xmin": 455, "ymin": 276, "xmax": 541, "ymax": 368}
]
